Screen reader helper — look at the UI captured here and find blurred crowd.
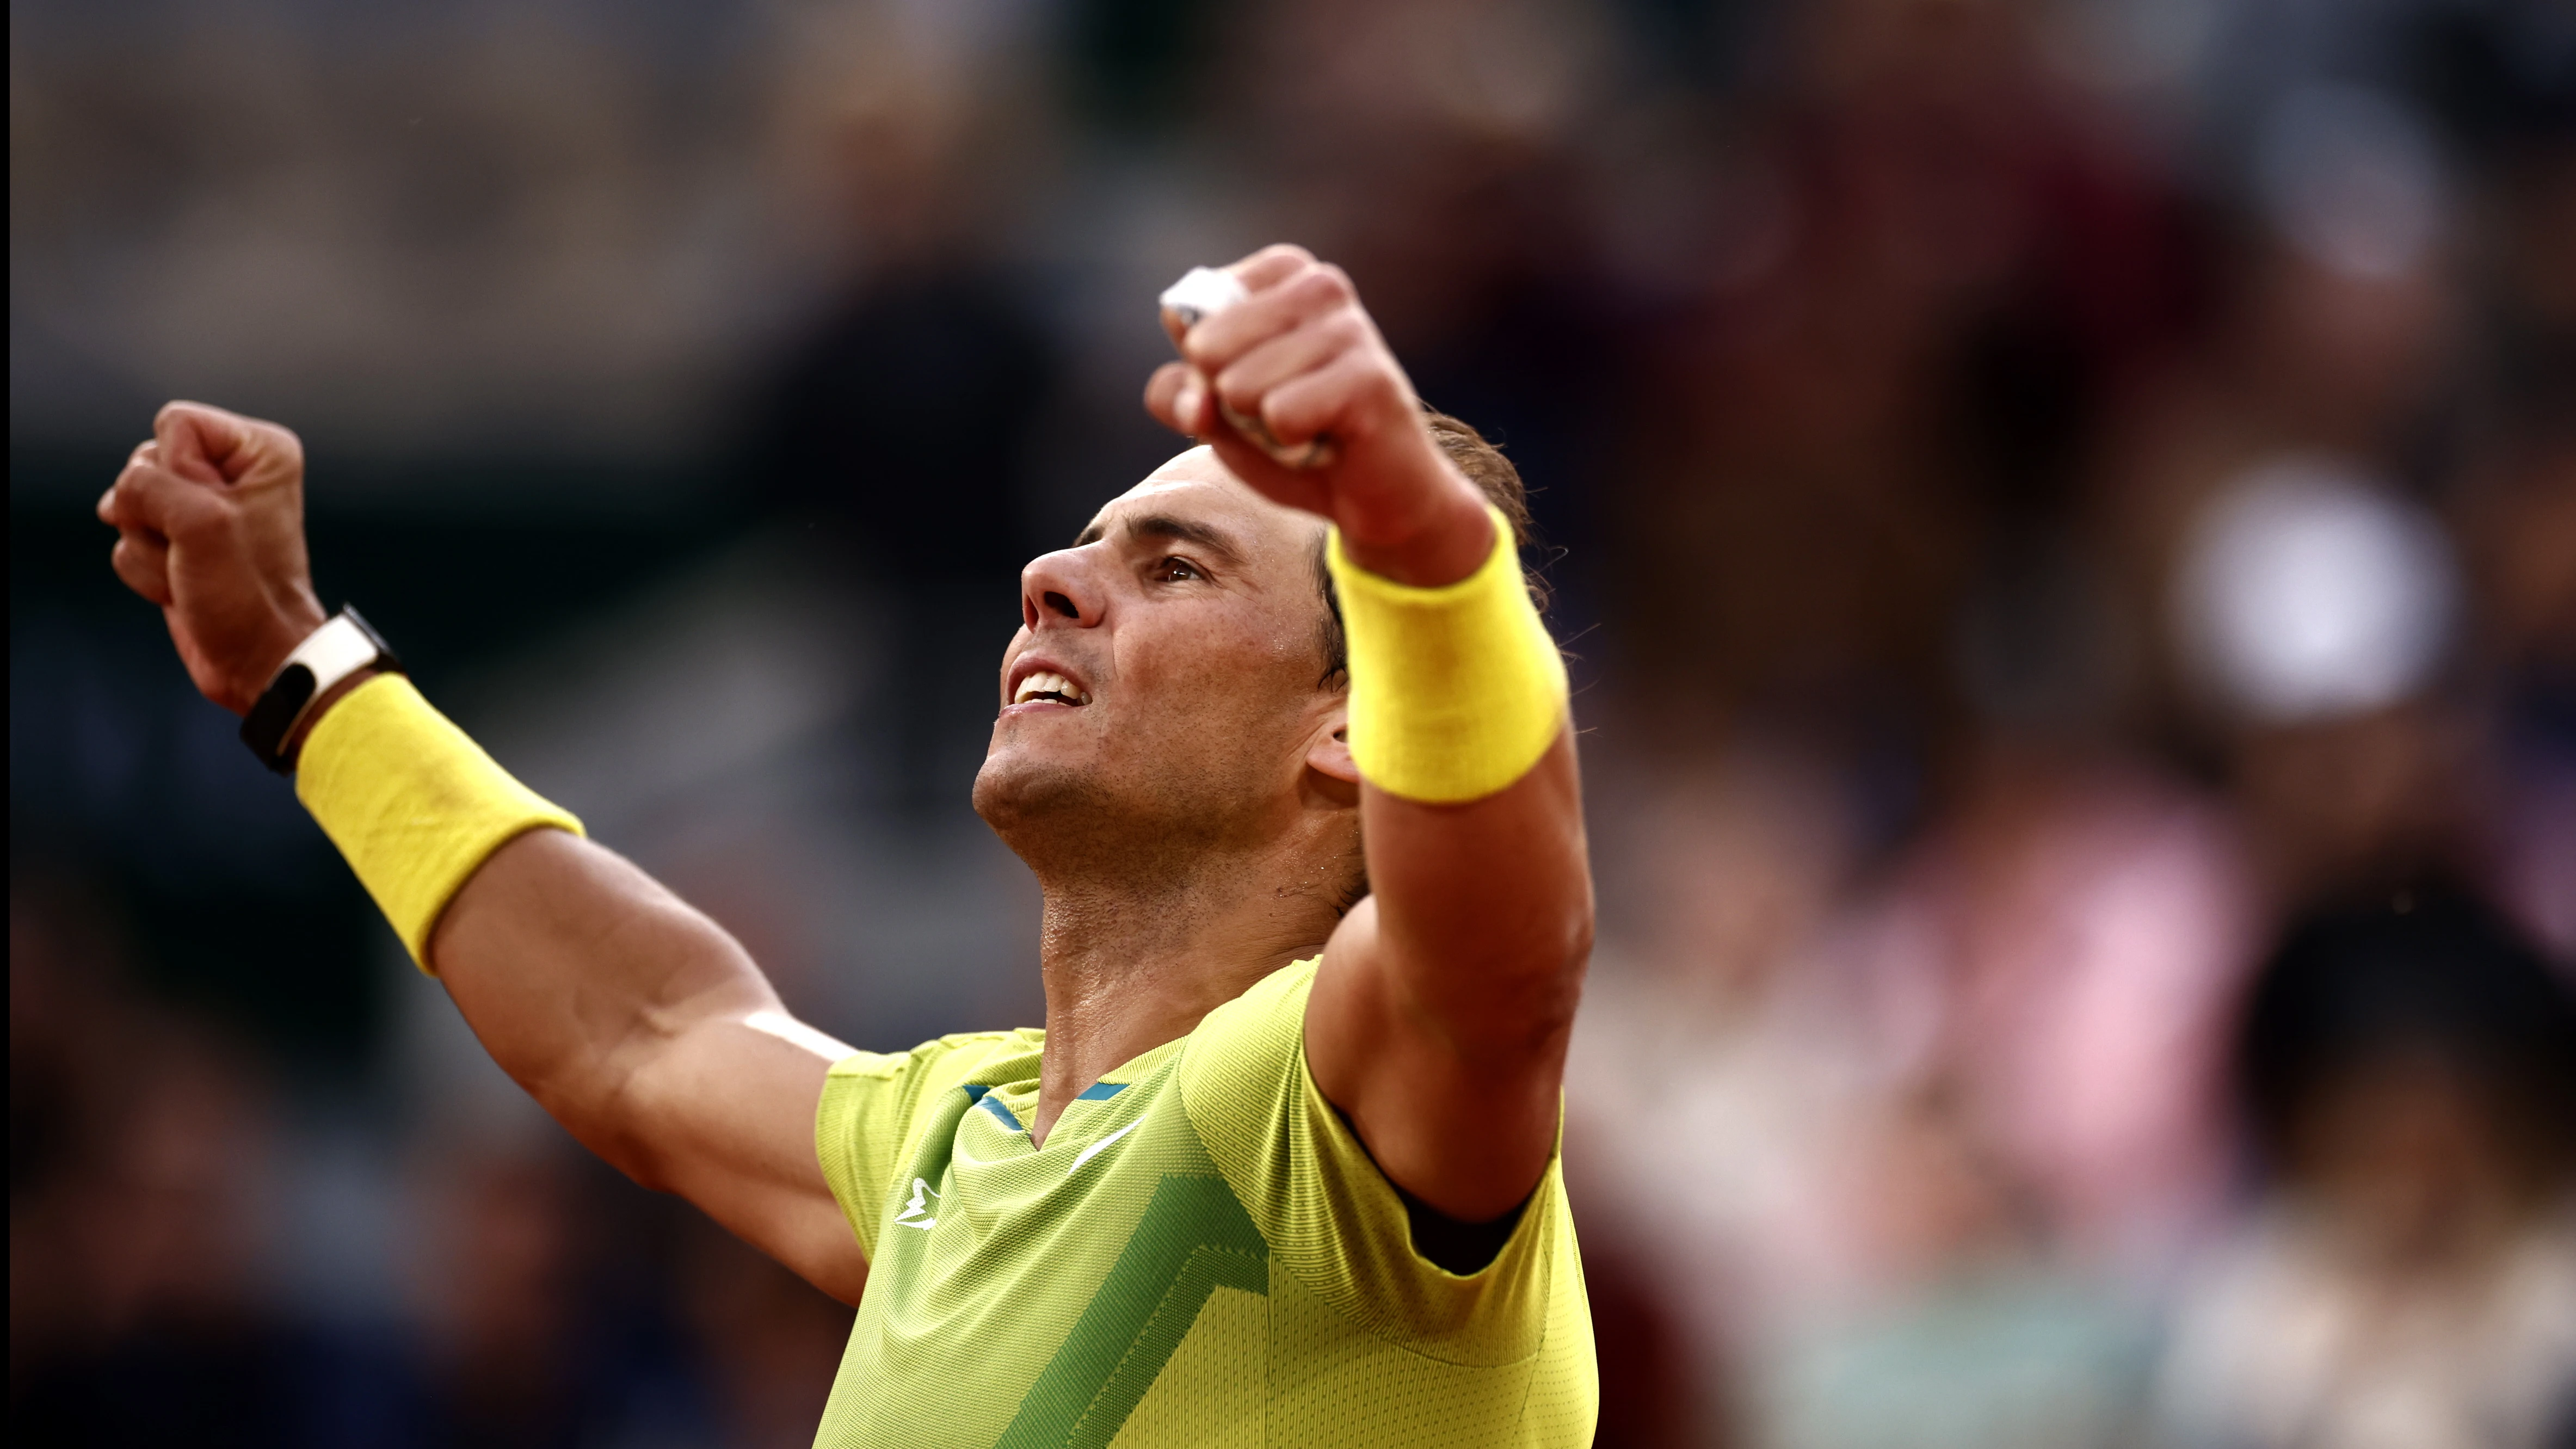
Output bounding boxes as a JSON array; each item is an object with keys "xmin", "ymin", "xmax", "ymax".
[{"xmin": 12, "ymin": 0, "xmax": 2575, "ymax": 1445}]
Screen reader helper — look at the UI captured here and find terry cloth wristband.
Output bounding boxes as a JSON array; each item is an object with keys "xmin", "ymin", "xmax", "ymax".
[
  {"xmin": 1324, "ymin": 502, "xmax": 1568, "ymax": 804},
  {"xmin": 294, "ymin": 674, "xmax": 584, "ymax": 972}
]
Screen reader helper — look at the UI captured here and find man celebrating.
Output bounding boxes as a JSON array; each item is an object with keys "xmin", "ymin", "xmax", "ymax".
[{"xmin": 98, "ymin": 245, "xmax": 1597, "ymax": 1446}]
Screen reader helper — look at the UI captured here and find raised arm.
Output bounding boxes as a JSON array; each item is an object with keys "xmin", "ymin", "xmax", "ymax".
[
  {"xmin": 1146, "ymin": 248, "xmax": 1592, "ymax": 1224},
  {"xmin": 97, "ymin": 403, "xmax": 870, "ymax": 1302}
]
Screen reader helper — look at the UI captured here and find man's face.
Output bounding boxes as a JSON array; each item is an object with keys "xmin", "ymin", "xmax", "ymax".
[{"xmin": 973, "ymin": 448, "xmax": 1344, "ymax": 864}]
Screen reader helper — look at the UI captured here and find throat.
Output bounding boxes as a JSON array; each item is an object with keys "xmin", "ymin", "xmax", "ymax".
[{"xmin": 1028, "ymin": 871, "xmax": 1329, "ymax": 1142}]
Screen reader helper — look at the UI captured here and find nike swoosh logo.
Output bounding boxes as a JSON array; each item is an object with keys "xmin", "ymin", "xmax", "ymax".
[{"xmin": 1068, "ymin": 1119, "xmax": 1140, "ymax": 1175}]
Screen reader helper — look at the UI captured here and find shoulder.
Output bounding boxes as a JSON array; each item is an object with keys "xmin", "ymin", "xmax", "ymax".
[
  {"xmin": 1172, "ymin": 957, "xmax": 1317, "ymax": 1221},
  {"xmin": 1175, "ymin": 957, "xmax": 1319, "ymax": 1112},
  {"xmin": 817, "ymin": 1026, "xmax": 1046, "ymax": 1253},
  {"xmin": 1176, "ymin": 957, "xmax": 1577, "ymax": 1364},
  {"xmin": 1185, "ymin": 957, "xmax": 1320, "ymax": 1056},
  {"xmin": 830, "ymin": 1026, "xmax": 1044, "ymax": 1086},
  {"xmin": 822, "ymin": 1027, "xmax": 1045, "ymax": 1160}
]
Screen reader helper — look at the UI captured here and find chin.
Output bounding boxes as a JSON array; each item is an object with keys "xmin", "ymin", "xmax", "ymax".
[{"xmin": 972, "ymin": 749, "xmax": 1105, "ymax": 835}]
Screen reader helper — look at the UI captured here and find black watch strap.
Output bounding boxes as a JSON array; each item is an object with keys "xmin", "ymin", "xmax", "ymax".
[{"xmin": 240, "ymin": 607, "xmax": 403, "ymax": 774}]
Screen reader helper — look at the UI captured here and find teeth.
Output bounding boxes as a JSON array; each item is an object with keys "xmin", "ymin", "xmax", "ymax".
[{"xmin": 1013, "ymin": 670, "xmax": 1090, "ymax": 706}]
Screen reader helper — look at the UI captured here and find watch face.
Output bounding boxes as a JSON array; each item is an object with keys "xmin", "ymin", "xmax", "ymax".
[{"xmin": 242, "ymin": 662, "xmax": 321, "ymax": 771}]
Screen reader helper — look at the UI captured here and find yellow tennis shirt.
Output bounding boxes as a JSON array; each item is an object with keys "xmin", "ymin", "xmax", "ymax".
[{"xmin": 811, "ymin": 957, "xmax": 1597, "ymax": 1448}]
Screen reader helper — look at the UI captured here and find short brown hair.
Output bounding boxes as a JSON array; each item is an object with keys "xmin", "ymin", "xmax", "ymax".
[{"xmin": 1314, "ymin": 408, "xmax": 1539, "ymax": 686}]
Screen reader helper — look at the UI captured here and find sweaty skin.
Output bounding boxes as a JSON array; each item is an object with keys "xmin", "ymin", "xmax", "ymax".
[{"xmin": 96, "ymin": 244, "xmax": 1591, "ymax": 1309}]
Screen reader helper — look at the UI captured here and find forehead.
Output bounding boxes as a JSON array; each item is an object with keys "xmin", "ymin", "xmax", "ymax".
[{"xmin": 1079, "ymin": 448, "xmax": 1325, "ymax": 563}]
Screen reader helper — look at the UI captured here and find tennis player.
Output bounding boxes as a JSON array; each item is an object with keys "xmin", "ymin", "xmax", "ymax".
[{"xmin": 98, "ymin": 244, "xmax": 1596, "ymax": 1447}]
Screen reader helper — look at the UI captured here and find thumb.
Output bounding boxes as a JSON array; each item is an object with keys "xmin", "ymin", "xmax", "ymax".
[
  {"xmin": 110, "ymin": 527, "xmax": 175, "ymax": 607},
  {"xmin": 156, "ymin": 401, "xmax": 250, "ymax": 486},
  {"xmin": 1144, "ymin": 362, "xmax": 1207, "ymax": 439}
]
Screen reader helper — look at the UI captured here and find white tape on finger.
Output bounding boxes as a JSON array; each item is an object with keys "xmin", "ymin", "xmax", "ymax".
[
  {"xmin": 1158, "ymin": 266, "xmax": 1250, "ymax": 326},
  {"xmin": 1156, "ymin": 265, "xmax": 1337, "ymax": 470}
]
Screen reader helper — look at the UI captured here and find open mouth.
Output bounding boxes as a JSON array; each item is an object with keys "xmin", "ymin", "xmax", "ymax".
[{"xmin": 1011, "ymin": 670, "xmax": 1092, "ymax": 707}]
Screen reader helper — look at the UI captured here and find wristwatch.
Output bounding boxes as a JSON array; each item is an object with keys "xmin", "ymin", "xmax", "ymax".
[{"xmin": 240, "ymin": 608, "xmax": 403, "ymax": 773}]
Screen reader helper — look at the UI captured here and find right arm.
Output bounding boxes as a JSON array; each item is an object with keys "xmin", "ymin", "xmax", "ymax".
[
  {"xmin": 98, "ymin": 402, "xmax": 871, "ymax": 1304},
  {"xmin": 433, "ymin": 829, "xmax": 869, "ymax": 1304}
]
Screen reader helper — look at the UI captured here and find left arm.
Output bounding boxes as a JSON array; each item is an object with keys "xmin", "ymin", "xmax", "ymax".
[
  {"xmin": 1310, "ymin": 741, "xmax": 1589, "ymax": 1223},
  {"xmin": 1147, "ymin": 246, "xmax": 1592, "ymax": 1223}
]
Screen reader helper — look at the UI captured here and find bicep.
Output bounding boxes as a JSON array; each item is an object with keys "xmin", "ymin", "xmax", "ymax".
[
  {"xmin": 432, "ymin": 829, "xmax": 872, "ymax": 1304},
  {"xmin": 1304, "ymin": 729, "xmax": 1589, "ymax": 1224},
  {"xmin": 613, "ymin": 1014, "xmax": 873, "ymax": 1305}
]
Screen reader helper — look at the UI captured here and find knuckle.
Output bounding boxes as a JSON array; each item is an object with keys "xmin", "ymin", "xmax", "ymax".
[
  {"xmin": 1214, "ymin": 369, "xmax": 1261, "ymax": 411},
  {"xmin": 1289, "ymin": 270, "xmax": 1353, "ymax": 317}
]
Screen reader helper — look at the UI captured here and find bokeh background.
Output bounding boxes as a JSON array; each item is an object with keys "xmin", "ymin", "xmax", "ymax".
[{"xmin": 12, "ymin": 0, "xmax": 2575, "ymax": 1445}]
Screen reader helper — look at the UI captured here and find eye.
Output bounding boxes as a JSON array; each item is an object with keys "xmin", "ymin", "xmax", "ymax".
[{"xmin": 1150, "ymin": 556, "xmax": 1205, "ymax": 584}]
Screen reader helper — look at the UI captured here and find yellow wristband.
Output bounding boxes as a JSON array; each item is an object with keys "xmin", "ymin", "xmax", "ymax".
[
  {"xmin": 295, "ymin": 674, "xmax": 584, "ymax": 973},
  {"xmin": 1324, "ymin": 503, "xmax": 1569, "ymax": 804}
]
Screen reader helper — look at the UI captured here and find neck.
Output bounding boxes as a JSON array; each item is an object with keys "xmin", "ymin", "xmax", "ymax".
[{"xmin": 1022, "ymin": 833, "xmax": 1348, "ymax": 1145}]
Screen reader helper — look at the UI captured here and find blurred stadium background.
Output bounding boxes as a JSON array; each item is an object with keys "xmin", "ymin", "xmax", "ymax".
[{"xmin": 11, "ymin": 0, "xmax": 2574, "ymax": 1445}]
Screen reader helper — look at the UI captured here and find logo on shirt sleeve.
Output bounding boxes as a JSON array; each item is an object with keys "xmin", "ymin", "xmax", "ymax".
[{"xmin": 893, "ymin": 1177, "xmax": 940, "ymax": 1231}]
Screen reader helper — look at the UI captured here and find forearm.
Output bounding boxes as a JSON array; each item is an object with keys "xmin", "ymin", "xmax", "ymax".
[
  {"xmin": 1328, "ymin": 498, "xmax": 1591, "ymax": 1030},
  {"xmin": 1360, "ymin": 731, "xmax": 1591, "ymax": 1040},
  {"xmin": 97, "ymin": 402, "xmax": 866, "ymax": 1297},
  {"xmin": 1314, "ymin": 742, "xmax": 1588, "ymax": 1221},
  {"xmin": 292, "ymin": 674, "xmax": 845, "ymax": 1196},
  {"xmin": 1307, "ymin": 493, "xmax": 1590, "ymax": 1220}
]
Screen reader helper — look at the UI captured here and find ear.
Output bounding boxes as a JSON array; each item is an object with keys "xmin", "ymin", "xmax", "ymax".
[{"xmin": 1304, "ymin": 702, "xmax": 1360, "ymax": 798}]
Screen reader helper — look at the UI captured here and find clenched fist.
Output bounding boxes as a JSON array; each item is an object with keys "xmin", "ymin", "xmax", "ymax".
[
  {"xmin": 1145, "ymin": 245, "xmax": 1495, "ymax": 588},
  {"xmin": 97, "ymin": 402, "xmax": 326, "ymax": 715}
]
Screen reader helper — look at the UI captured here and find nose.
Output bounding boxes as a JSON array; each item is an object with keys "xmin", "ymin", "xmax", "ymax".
[{"xmin": 1019, "ymin": 547, "xmax": 1105, "ymax": 632}]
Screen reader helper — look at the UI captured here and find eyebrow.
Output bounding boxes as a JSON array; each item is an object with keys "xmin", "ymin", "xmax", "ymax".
[{"xmin": 1072, "ymin": 512, "xmax": 1248, "ymax": 565}]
